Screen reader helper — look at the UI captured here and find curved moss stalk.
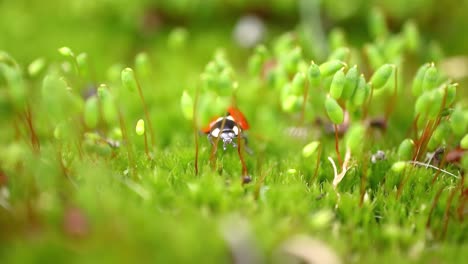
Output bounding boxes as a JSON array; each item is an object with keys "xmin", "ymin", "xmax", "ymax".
[
  {"xmin": 193, "ymin": 85, "xmax": 200, "ymax": 175},
  {"xmin": 135, "ymin": 78, "xmax": 156, "ymax": 151}
]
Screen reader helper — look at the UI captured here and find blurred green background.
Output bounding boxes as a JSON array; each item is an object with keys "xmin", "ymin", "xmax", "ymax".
[
  {"xmin": 1, "ymin": 1, "xmax": 467, "ymax": 263},
  {"xmin": 1, "ymin": 0, "xmax": 467, "ymax": 69}
]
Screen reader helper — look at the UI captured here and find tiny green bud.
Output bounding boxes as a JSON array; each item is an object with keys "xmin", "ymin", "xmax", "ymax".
[
  {"xmin": 319, "ymin": 59, "xmax": 346, "ymax": 78},
  {"xmin": 284, "ymin": 47, "xmax": 302, "ymax": 74},
  {"xmin": 180, "ymin": 90, "xmax": 194, "ymax": 120},
  {"xmin": 121, "ymin": 68, "xmax": 138, "ymax": 92},
  {"xmin": 325, "ymin": 96, "xmax": 344, "ymax": 124},
  {"xmin": 412, "ymin": 63, "xmax": 430, "ymax": 96},
  {"xmin": 398, "ymin": 139, "xmax": 415, "ymax": 160},
  {"xmin": 391, "ymin": 161, "xmax": 407, "ymax": 173},
  {"xmin": 282, "ymin": 95, "xmax": 301, "ymax": 113},
  {"xmin": 368, "ymin": 8, "xmax": 388, "ymax": 40},
  {"xmin": 346, "ymin": 124, "xmax": 366, "ymax": 154},
  {"xmin": 110, "ymin": 127, "xmax": 123, "ymax": 140},
  {"xmin": 445, "ymin": 83, "xmax": 457, "ymax": 106},
  {"xmin": 135, "ymin": 52, "xmax": 151, "ymax": 77},
  {"xmin": 432, "ymin": 122, "xmax": 450, "ymax": 143},
  {"xmin": 329, "ymin": 68, "xmax": 346, "ymax": 99},
  {"xmin": 308, "ymin": 61, "xmax": 321, "ymax": 87},
  {"xmin": 98, "ymin": 85, "xmax": 118, "ymax": 125},
  {"xmin": 422, "ymin": 64, "xmax": 438, "ymax": 92},
  {"xmin": 136, "ymin": 119, "xmax": 145, "ymax": 136},
  {"xmin": 461, "ymin": 134, "xmax": 468, "ymax": 149},
  {"xmin": 58, "ymin": 46, "xmax": 74, "ymax": 57},
  {"xmin": 248, "ymin": 45, "xmax": 268, "ymax": 76},
  {"xmin": 84, "ymin": 96, "xmax": 99, "ymax": 129},
  {"xmin": 291, "ymin": 72, "xmax": 306, "ymax": 95},
  {"xmin": 365, "ymin": 44, "xmax": 385, "ymax": 70},
  {"xmin": 450, "ymin": 108, "xmax": 468, "ymax": 136},
  {"xmin": 427, "ymin": 89, "xmax": 444, "ymax": 118},
  {"xmin": 54, "ymin": 123, "xmax": 65, "ymax": 140},
  {"xmin": 28, "ymin": 58, "xmax": 46, "ymax": 77},
  {"xmin": 351, "ymin": 75, "xmax": 368, "ymax": 107},
  {"xmin": 328, "ymin": 47, "xmax": 350, "ymax": 62},
  {"xmin": 302, "ymin": 141, "xmax": 320, "ymax": 158},
  {"xmin": 403, "ymin": 20, "xmax": 420, "ymax": 52},
  {"xmin": 287, "ymin": 168, "xmax": 297, "ymax": 174},
  {"xmin": 414, "ymin": 92, "xmax": 431, "ymax": 116},
  {"xmin": 342, "ymin": 65, "xmax": 359, "ymax": 100},
  {"xmin": 329, "ymin": 28, "xmax": 347, "ymax": 50},
  {"xmin": 370, "ymin": 64, "xmax": 394, "ymax": 90},
  {"xmin": 76, "ymin": 53, "xmax": 89, "ymax": 76},
  {"xmin": 167, "ymin": 27, "xmax": 188, "ymax": 50}
]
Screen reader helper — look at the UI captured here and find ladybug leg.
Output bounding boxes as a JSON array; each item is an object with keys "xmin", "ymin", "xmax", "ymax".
[
  {"xmin": 240, "ymin": 134, "xmax": 254, "ymax": 155},
  {"xmin": 207, "ymin": 134, "xmax": 218, "ymax": 154}
]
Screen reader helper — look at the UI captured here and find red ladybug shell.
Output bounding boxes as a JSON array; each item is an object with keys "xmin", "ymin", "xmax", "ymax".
[{"xmin": 201, "ymin": 107, "xmax": 249, "ymax": 133}]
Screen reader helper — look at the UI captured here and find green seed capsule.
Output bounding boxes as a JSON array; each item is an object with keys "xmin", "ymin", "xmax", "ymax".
[
  {"xmin": 308, "ymin": 61, "xmax": 321, "ymax": 87},
  {"xmin": 319, "ymin": 59, "xmax": 346, "ymax": 78},
  {"xmin": 342, "ymin": 65, "xmax": 358, "ymax": 100},
  {"xmin": 414, "ymin": 92, "xmax": 431, "ymax": 116},
  {"xmin": 121, "ymin": 68, "xmax": 138, "ymax": 92},
  {"xmin": 346, "ymin": 124, "xmax": 365, "ymax": 154},
  {"xmin": 422, "ymin": 64, "xmax": 438, "ymax": 92},
  {"xmin": 397, "ymin": 139, "xmax": 415, "ymax": 160},
  {"xmin": 302, "ymin": 141, "xmax": 320, "ymax": 158},
  {"xmin": 368, "ymin": 8, "xmax": 388, "ymax": 40},
  {"xmin": 167, "ymin": 27, "xmax": 188, "ymax": 50},
  {"xmin": 427, "ymin": 89, "xmax": 444, "ymax": 118},
  {"xmin": 282, "ymin": 95, "xmax": 301, "ymax": 113},
  {"xmin": 329, "ymin": 69, "xmax": 345, "ymax": 99},
  {"xmin": 76, "ymin": 53, "xmax": 89, "ymax": 77},
  {"xmin": 325, "ymin": 96, "xmax": 344, "ymax": 124},
  {"xmin": 328, "ymin": 47, "xmax": 350, "ymax": 62},
  {"xmin": 403, "ymin": 20, "xmax": 420, "ymax": 52},
  {"xmin": 136, "ymin": 119, "xmax": 145, "ymax": 136},
  {"xmin": 365, "ymin": 44, "xmax": 385, "ymax": 70},
  {"xmin": 352, "ymin": 75, "xmax": 368, "ymax": 107},
  {"xmin": 248, "ymin": 45, "xmax": 268, "ymax": 76},
  {"xmin": 135, "ymin": 52, "xmax": 151, "ymax": 78},
  {"xmin": 291, "ymin": 72, "xmax": 306, "ymax": 95},
  {"xmin": 84, "ymin": 96, "xmax": 99, "ymax": 129},
  {"xmin": 98, "ymin": 84, "xmax": 118, "ymax": 124},
  {"xmin": 28, "ymin": 58, "xmax": 46, "ymax": 77},
  {"xmin": 110, "ymin": 127, "xmax": 123, "ymax": 140},
  {"xmin": 217, "ymin": 68, "xmax": 235, "ymax": 95},
  {"xmin": 180, "ymin": 90, "xmax": 194, "ymax": 120},
  {"xmin": 329, "ymin": 28, "xmax": 347, "ymax": 50},
  {"xmin": 450, "ymin": 108, "xmax": 468, "ymax": 136},
  {"xmin": 432, "ymin": 122, "xmax": 450, "ymax": 143},
  {"xmin": 391, "ymin": 161, "xmax": 407, "ymax": 173},
  {"xmin": 461, "ymin": 134, "xmax": 468, "ymax": 149},
  {"xmin": 445, "ymin": 83, "xmax": 457, "ymax": 106},
  {"xmin": 370, "ymin": 64, "xmax": 394, "ymax": 90},
  {"xmin": 58, "ymin": 46, "xmax": 74, "ymax": 57},
  {"xmin": 248, "ymin": 53, "xmax": 263, "ymax": 76},
  {"xmin": 412, "ymin": 63, "xmax": 430, "ymax": 96}
]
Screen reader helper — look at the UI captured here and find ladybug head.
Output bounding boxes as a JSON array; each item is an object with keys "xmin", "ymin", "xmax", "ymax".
[{"xmin": 220, "ymin": 130, "xmax": 237, "ymax": 150}]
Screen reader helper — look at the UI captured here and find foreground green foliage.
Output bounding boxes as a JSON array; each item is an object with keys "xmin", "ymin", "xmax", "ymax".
[{"xmin": 1, "ymin": 1, "xmax": 468, "ymax": 263}]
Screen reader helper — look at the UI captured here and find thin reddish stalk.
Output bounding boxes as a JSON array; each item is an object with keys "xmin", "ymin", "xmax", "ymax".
[
  {"xmin": 237, "ymin": 137, "xmax": 249, "ymax": 184},
  {"xmin": 426, "ymin": 186, "xmax": 445, "ymax": 229},
  {"xmin": 135, "ymin": 78, "xmax": 156, "ymax": 150},
  {"xmin": 384, "ymin": 68, "xmax": 398, "ymax": 123},
  {"xmin": 300, "ymin": 82, "xmax": 309, "ymax": 125},
  {"xmin": 193, "ymin": 86, "xmax": 200, "ymax": 175},
  {"xmin": 118, "ymin": 111, "xmax": 136, "ymax": 175},
  {"xmin": 310, "ymin": 144, "xmax": 322, "ymax": 185},
  {"xmin": 334, "ymin": 124, "xmax": 342, "ymax": 166}
]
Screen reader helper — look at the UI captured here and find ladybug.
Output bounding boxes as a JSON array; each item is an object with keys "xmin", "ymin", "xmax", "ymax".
[{"xmin": 202, "ymin": 106, "xmax": 250, "ymax": 151}]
